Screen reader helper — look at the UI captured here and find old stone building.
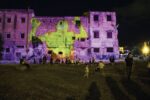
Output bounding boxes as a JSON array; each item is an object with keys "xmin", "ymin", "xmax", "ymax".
[
  {"xmin": 0, "ymin": 9, "xmax": 119, "ymax": 62},
  {"xmin": 0, "ymin": 9, "xmax": 34, "ymax": 60}
]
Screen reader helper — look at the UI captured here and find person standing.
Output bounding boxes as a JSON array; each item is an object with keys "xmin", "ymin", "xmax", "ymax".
[
  {"xmin": 43, "ymin": 55, "xmax": 47, "ymax": 64},
  {"xmin": 92, "ymin": 57, "xmax": 95, "ymax": 64},
  {"xmin": 109, "ymin": 56, "xmax": 115, "ymax": 65},
  {"xmin": 125, "ymin": 52, "xmax": 133, "ymax": 80},
  {"xmin": 95, "ymin": 61, "xmax": 104, "ymax": 71},
  {"xmin": 50, "ymin": 57, "xmax": 53, "ymax": 64},
  {"xmin": 84, "ymin": 64, "xmax": 89, "ymax": 78},
  {"xmin": 147, "ymin": 56, "xmax": 150, "ymax": 74}
]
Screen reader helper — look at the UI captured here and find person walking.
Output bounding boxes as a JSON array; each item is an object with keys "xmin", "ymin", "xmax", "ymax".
[
  {"xmin": 125, "ymin": 52, "xmax": 133, "ymax": 80},
  {"xmin": 94, "ymin": 61, "xmax": 105, "ymax": 76}
]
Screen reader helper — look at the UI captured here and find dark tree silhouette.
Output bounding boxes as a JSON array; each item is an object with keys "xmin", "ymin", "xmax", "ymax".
[{"xmin": 32, "ymin": 36, "xmax": 43, "ymax": 48}]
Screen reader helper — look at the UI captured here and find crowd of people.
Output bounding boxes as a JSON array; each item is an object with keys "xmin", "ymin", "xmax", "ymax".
[{"xmin": 19, "ymin": 53, "xmax": 137, "ymax": 80}]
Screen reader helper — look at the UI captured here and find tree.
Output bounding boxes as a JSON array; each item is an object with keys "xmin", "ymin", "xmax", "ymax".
[
  {"xmin": 132, "ymin": 46, "xmax": 141, "ymax": 56},
  {"xmin": 32, "ymin": 36, "xmax": 43, "ymax": 48}
]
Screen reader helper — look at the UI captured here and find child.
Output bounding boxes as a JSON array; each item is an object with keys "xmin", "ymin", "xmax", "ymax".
[
  {"xmin": 95, "ymin": 61, "xmax": 104, "ymax": 71},
  {"xmin": 84, "ymin": 64, "xmax": 89, "ymax": 78},
  {"xmin": 98, "ymin": 61, "xmax": 105, "ymax": 69},
  {"xmin": 96, "ymin": 61, "xmax": 105, "ymax": 75}
]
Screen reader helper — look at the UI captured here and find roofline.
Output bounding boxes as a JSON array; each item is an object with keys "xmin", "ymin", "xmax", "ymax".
[{"xmin": 0, "ymin": 9, "xmax": 34, "ymax": 13}]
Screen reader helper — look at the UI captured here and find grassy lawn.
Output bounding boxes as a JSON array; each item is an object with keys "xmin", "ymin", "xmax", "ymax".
[{"xmin": 0, "ymin": 61, "xmax": 150, "ymax": 100}]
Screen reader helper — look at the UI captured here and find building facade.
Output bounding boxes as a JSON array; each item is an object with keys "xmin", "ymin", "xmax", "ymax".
[
  {"xmin": 0, "ymin": 9, "xmax": 34, "ymax": 61},
  {"xmin": 0, "ymin": 9, "xmax": 119, "ymax": 62}
]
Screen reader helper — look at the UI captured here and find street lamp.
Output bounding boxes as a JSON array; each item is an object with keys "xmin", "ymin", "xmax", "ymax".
[{"xmin": 142, "ymin": 42, "xmax": 149, "ymax": 56}]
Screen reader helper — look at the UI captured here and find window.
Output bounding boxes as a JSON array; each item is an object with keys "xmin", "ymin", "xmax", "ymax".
[
  {"xmin": 94, "ymin": 31, "xmax": 99, "ymax": 38},
  {"xmin": 94, "ymin": 48, "xmax": 99, "ymax": 53},
  {"xmin": 75, "ymin": 20, "xmax": 81, "ymax": 27},
  {"xmin": 48, "ymin": 50, "xmax": 52, "ymax": 54},
  {"xmin": 72, "ymin": 36, "xmax": 76, "ymax": 40},
  {"xmin": 0, "ymin": 18, "xmax": 2, "ymax": 23},
  {"xmin": 7, "ymin": 18, "xmax": 11, "ymax": 23},
  {"xmin": 107, "ymin": 47, "xmax": 114, "ymax": 52},
  {"xmin": 80, "ymin": 38, "xmax": 85, "ymax": 42},
  {"xmin": 16, "ymin": 46, "xmax": 24, "ymax": 48},
  {"xmin": 59, "ymin": 51, "xmax": 63, "ymax": 55},
  {"xmin": 107, "ymin": 15, "xmax": 112, "ymax": 21},
  {"xmin": 60, "ymin": 21, "xmax": 63, "ymax": 25},
  {"xmin": 21, "ymin": 33, "xmax": 25, "ymax": 39},
  {"xmin": 87, "ymin": 49, "xmax": 91, "ymax": 53},
  {"xmin": 21, "ymin": 17, "xmax": 26, "ymax": 23},
  {"xmin": 16, "ymin": 52, "xmax": 21, "ymax": 57},
  {"xmin": 7, "ymin": 34, "xmax": 11, "ymax": 38},
  {"xmin": 107, "ymin": 31, "xmax": 112, "ymax": 38},
  {"xmin": 94, "ymin": 15, "xmax": 99, "ymax": 21},
  {"xmin": 6, "ymin": 48, "xmax": 10, "ymax": 52},
  {"xmin": 59, "ymin": 21, "xmax": 64, "ymax": 29}
]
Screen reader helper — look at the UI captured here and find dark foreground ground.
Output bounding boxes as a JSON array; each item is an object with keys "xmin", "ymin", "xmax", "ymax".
[{"xmin": 0, "ymin": 61, "xmax": 150, "ymax": 100}]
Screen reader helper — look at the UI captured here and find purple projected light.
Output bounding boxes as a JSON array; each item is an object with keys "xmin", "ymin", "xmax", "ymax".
[{"xmin": 0, "ymin": 10, "xmax": 119, "ymax": 63}]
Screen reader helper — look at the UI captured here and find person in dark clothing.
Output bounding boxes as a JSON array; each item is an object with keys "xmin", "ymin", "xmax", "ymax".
[
  {"xmin": 66, "ymin": 58, "xmax": 69, "ymax": 64},
  {"xmin": 23, "ymin": 59, "xmax": 30, "ymax": 69},
  {"xmin": 55, "ymin": 58, "xmax": 60, "ymax": 64},
  {"xmin": 39, "ymin": 58, "xmax": 42, "ymax": 64},
  {"xmin": 50, "ymin": 57, "xmax": 53, "ymax": 64},
  {"xmin": 33, "ymin": 58, "xmax": 36, "ymax": 64},
  {"xmin": 125, "ymin": 52, "xmax": 133, "ymax": 80},
  {"xmin": 109, "ymin": 56, "xmax": 115, "ymax": 65},
  {"xmin": 43, "ymin": 55, "xmax": 47, "ymax": 64},
  {"xmin": 20, "ymin": 58, "xmax": 24, "ymax": 64},
  {"xmin": 20, "ymin": 58, "xmax": 30, "ymax": 70},
  {"xmin": 147, "ymin": 56, "xmax": 150, "ymax": 74},
  {"xmin": 92, "ymin": 57, "xmax": 95, "ymax": 64}
]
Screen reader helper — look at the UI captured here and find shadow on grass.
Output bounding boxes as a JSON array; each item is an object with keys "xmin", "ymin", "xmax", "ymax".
[
  {"xmin": 137, "ymin": 69, "xmax": 150, "ymax": 78},
  {"xmin": 105, "ymin": 77, "xmax": 130, "ymax": 100},
  {"xmin": 85, "ymin": 81, "xmax": 101, "ymax": 100},
  {"xmin": 140, "ymin": 78, "xmax": 150, "ymax": 85},
  {"xmin": 114, "ymin": 65, "xmax": 125, "ymax": 76},
  {"xmin": 121, "ymin": 79, "xmax": 150, "ymax": 100},
  {"xmin": 66, "ymin": 96, "xmax": 75, "ymax": 100},
  {"xmin": 0, "ymin": 84, "xmax": 12, "ymax": 100}
]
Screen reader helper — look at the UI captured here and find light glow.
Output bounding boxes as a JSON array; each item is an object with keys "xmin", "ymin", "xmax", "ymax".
[{"xmin": 142, "ymin": 42, "xmax": 149, "ymax": 55}]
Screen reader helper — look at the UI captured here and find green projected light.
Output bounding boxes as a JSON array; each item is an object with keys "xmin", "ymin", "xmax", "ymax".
[{"xmin": 29, "ymin": 17, "xmax": 88, "ymax": 59}]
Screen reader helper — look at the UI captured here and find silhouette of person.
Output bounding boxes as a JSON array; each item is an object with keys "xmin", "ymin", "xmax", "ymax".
[{"xmin": 125, "ymin": 52, "xmax": 133, "ymax": 80}]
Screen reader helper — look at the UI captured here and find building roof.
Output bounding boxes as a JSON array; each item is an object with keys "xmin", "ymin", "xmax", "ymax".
[{"xmin": 0, "ymin": 9, "xmax": 34, "ymax": 13}]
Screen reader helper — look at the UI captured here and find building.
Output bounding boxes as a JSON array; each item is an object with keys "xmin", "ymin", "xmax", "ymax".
[
  {"xmin": 0, "ymin": 9, "xmax": 34, "ymax": 61},
  {"xmin": 0, "ymin": 9, "xmax": 119, "ymax": 62}
]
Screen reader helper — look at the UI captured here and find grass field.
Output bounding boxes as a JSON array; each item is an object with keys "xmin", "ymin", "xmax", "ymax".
[{"xmin": 0, "ymin": 61, "xmax": 150, "ymax": 100}]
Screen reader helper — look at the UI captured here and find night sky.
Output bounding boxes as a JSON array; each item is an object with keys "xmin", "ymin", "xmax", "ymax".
[{"xmin": 0, "ymin": 0, "xmax": 150, "ymax": 47}]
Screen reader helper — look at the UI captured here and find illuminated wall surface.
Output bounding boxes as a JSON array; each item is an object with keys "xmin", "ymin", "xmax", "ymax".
[
  {"xmin": 29, "ymin": 17, "xmax": 88, "ymax": 61},
  {"xmin": 0, "ymin": 10, "xmax": 119, "ymax": 63}
]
